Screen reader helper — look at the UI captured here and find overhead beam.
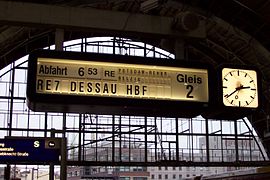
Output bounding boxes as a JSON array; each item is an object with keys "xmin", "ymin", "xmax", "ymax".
[{"xmin": 0, "ymin": 1, "xmax": 205, "ymax": 39}]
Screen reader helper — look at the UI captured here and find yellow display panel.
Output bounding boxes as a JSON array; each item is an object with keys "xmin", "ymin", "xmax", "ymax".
[{"xmin": 36, "ymin": 58, "xmax": 209, "ymax": 102}]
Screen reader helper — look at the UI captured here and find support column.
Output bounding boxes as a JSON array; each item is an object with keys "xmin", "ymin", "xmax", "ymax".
[
  {"xmin": 78, "ymin": 114, "xmax": 82, "ymax": 161},
  {"xmin": 4, "ymin": 165, "xmax": 10, "ymax": 180},
  {"xmin": 205, "ymin": 118, "xmax": 210, "ymax": 162},
  {"xmin": 44, "ymin": 112, "xmax": 48, "ymax": 137},
  {"xmin": 160, "ymin": 38, "xmax": 186, "ymax": 60},
  {"xmin": 49, "ymin": 129, "xmax": 55, "ymax": 180},
  {"xmin": 154, "ymin": 117, "xmax": 158, "ymax": 161},
  {"xmin": 175, "ymin": 118, "xmax": 179, "ymax": 161},
  {"xmin": 234, "ymin": 120, "xmax": 239, "ymax": 163},
  {"xmin": 55, "ymin": 28, "xmax": 67, "ymax": 180},
  {"xmin": 112, "ymin": 115, "xmax": 115, "ymax": 163},
  {"xmin": 6, "ymin": 62, "xmax": 15, "ymax": 180},
  {"xmin": 144, "ymin": 116, "xmax": 148, "ymax": 163},
  {"xmin": 55, "ymin": 28, "xmax": 64, "ymax": 50},
  {"xmin": 174, "ymin": 39, "xmax": 185, "ymax": 60},
  {"xmin": 61, "ymin": 113, "xmax": 67, "ymax": 180},
  {"xmin": 8, "ymin": 62, "xmax": 15, "ymax": 137}
]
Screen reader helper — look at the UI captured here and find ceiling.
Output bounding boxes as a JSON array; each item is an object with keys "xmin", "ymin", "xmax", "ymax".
[{"xmin": 1, "ymin": 0, "xmax": 270, "ymax": 155}]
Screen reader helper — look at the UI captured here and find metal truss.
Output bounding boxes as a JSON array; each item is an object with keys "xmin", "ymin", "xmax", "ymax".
[{"xmin": 0, "ymin": 37, "xmax": 268, "ymax": 170}]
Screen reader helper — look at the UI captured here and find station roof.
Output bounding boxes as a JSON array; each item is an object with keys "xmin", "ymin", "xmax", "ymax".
[{"xmin": 1, "ymin": 0, "xmax": 270, "ymax": 155}]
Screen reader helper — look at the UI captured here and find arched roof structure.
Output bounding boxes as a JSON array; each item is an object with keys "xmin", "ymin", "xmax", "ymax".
[{"xmin": 1, "ymin": 0, "xmax": 270, "ymax": 156}]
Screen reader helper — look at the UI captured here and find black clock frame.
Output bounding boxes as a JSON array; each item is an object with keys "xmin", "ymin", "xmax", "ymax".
[{"xmin": 202, "ymin": 64, "xmax": 262, "ymax": 120}]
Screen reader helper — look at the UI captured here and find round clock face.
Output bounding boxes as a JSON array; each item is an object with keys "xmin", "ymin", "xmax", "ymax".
[{"xmin": 222, "ymin": 68, "xmax": 258, "ymax": 108}]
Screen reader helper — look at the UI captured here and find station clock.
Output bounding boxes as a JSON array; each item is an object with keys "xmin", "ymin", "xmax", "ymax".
[{"xmin": 221, "ymin": 67, "xmax": 259, "ymax": 108}]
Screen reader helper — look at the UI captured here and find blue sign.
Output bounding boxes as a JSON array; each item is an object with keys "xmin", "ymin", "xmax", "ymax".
[{"xmin": 0, "ymin": 137, "xmax": 61, "ymax": 164}]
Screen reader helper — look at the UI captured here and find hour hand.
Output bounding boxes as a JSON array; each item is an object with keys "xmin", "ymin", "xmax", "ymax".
[{"xmin": 239, "ymin": 86, "xmax": 250, "ymax": 90}]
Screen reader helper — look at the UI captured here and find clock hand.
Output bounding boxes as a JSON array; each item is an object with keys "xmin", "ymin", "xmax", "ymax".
[
  {"xmin": 235, "ymin": 85, "xmax": 250, "ymax": 94},
  {"xmin": 224, "ymin": 88, "xmax": 239, "ymax": 98},
  {"xmin": 238, "ymin": 86, "xmax": 250, "ymax": 90},
  {"xmin": 225, "ymin": 84, "xmax": 251, "ymax": 98}
]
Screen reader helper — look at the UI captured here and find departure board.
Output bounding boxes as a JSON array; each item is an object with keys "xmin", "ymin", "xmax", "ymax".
[
  {"xmin": 36, "ymin": 58, "xmax": 209, "ymax": 102},
  {"xmin": 27, "ymin": 50, "xmax": 212, "ymax": 116}
]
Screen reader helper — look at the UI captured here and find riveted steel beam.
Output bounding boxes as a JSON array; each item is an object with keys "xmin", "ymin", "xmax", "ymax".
[{"xmin": 0, "ymin": 1, "xmax": 205, "ymax": 39}]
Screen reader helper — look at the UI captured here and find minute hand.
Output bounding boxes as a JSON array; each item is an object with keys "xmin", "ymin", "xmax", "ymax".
[{"xmin": 225, "ymin": 88, "xmax": 238, "ymax": 98}]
